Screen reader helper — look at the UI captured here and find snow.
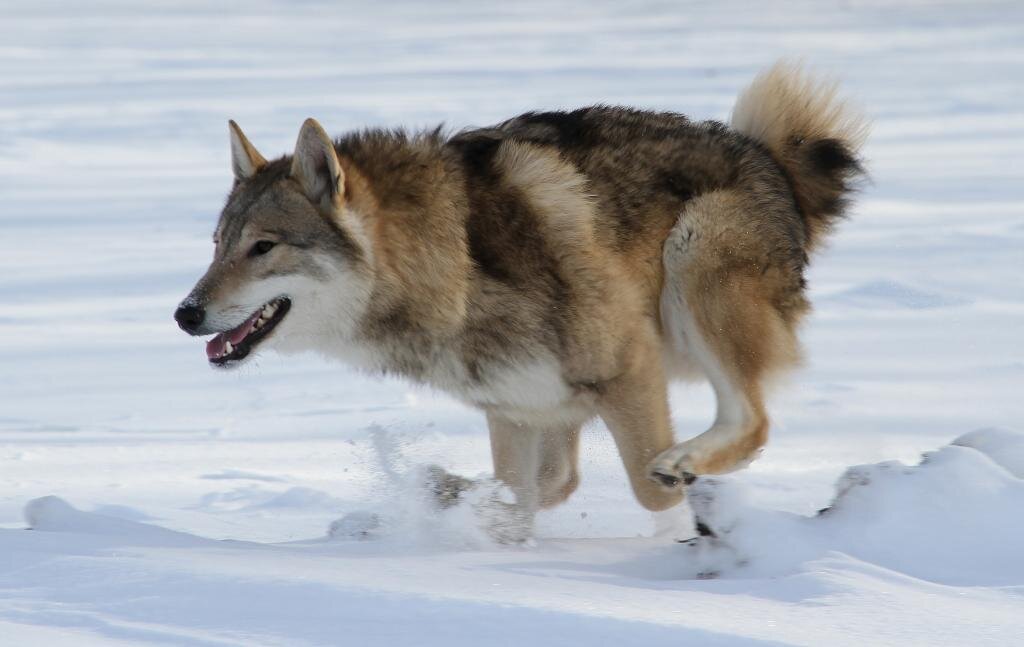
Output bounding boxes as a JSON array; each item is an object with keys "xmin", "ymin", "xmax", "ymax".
[
  {"xmin": 686, "ymin": 429, "xmax": 1024, "ymax": 587},
  {"xmin": 1, "ymin": 0, "xmax": 1023, "ymax": 644}
]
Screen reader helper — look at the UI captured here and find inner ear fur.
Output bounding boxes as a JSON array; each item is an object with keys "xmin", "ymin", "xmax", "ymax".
[
  {"xmin": 291, "ymin": 118, "xmax": 345, "ymax": 209},
  {"xmin": 228, "ymin": 120, "xmax": 267, "ymax": 181}
]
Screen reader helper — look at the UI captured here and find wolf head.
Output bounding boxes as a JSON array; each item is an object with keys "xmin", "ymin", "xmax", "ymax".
[{"xmin": 175, "ymin": 119, "xmax": 374, "ymax": 368}]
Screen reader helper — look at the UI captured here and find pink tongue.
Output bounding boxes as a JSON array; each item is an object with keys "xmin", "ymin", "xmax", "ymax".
[
  {"xmin": 229, "ymin": 312, "xmax": 260, "ymax": 344},
  {"xmin": 205, "ymin": 312, "xmax": 260, "ymax": 360},
  {"xmin": 205, "ymin": 335, "xmax": 227, "ymax": 360}
]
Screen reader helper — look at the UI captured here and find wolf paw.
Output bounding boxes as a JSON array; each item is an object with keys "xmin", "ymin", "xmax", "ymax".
[
  {"xmin": 647, "ymin": 447, "xmax": 699, "ymax": 490},
  {"xmin": 422, "ymin": 464, "xmax": 476, "ymax": 509}
]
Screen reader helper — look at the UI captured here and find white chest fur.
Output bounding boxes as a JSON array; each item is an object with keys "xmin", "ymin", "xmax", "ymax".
[{"xmin": 451, "ymin": 357, "xmax": 574, "ymax": 410}]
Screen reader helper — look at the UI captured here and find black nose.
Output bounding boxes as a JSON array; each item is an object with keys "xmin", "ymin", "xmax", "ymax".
[{"xmin": 174, "ymin": 304, "xmax": 205, "ymax": 334}]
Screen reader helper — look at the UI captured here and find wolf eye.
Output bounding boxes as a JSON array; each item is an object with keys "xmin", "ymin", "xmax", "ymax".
[{"xmin": 250, "ymin": 240, "xmax": 276, "ymax": 256}]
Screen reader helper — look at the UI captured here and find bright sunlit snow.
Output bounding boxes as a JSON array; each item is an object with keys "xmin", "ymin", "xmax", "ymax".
[{"xmin": 1, "ymin": 1, "xmax": 1022, "ymax": 645}]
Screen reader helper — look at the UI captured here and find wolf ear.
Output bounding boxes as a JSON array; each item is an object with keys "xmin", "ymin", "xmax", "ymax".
[
  {"xmin": 291, "ymin": 118, "xmax": 345, "ymax": 208},
  {"xmin": 228, "ymin": 120, "xmax": 267, "ymax": 181}
]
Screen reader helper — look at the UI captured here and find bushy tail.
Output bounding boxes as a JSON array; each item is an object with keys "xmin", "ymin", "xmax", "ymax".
[{"xmin": 731, "ymin": 61, "xmax": 869, "ymax": 251}]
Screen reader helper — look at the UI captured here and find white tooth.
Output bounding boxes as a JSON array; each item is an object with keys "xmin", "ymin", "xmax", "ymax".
[
  {"xmin": 262, "ymin": 305, "xmax": 274, "ymax": 318},
  {"xmin": 224, "ymin": 341, "xmax": 234, "ymax": 354}
]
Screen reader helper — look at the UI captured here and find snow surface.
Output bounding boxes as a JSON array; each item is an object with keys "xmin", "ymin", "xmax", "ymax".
[{"xmin": 2, "ymin": 1, "xmax": 1023, "ymax": 645}]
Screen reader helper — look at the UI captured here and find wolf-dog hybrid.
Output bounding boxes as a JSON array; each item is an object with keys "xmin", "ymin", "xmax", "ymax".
[{"xmin": 176, "ymin": 62, "xmax": 866, "ymax": 536}]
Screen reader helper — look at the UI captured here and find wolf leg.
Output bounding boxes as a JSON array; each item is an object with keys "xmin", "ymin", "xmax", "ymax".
[
  {"xmin": 595, "ymin": 322, "xmax": 685, "ymax": 511},
  {"xmin": 481, "ymin": 413, "xmax": 539, "ymax": 542},
  {"xmin": 651, "ymin": 192, "xmax": 802, "ymax": 487},
  {"xmin": 488, "ymin": 412, "xmax": 543, "ymax": 516},
  {"xmin": 536, "ymin": 423, "xmax": 581, "ymax": 509},
  {"xmin": 488, "ymin": 412, "xmax": 581, "ymax": 505},
  {"xmin": 482, "ymin": 412, "xmax": 584, "ymax": 541}
]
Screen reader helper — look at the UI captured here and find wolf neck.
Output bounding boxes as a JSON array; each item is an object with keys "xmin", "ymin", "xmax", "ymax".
[{"xmin": 332, "ymin": 129, "xmax": 475, "ymax": 372}]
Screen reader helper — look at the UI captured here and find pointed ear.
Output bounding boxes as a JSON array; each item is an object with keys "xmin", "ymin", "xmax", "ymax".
[
  {"xmin": 290, "ymin": 118, "xmax": 345, "ymax": 208},
  {"xmin": 228, "ymin": 120, "xmax": 267, "ymax": 181}
]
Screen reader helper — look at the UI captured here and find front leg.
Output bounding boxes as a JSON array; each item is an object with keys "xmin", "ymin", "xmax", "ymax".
[
  {"xmin": 485, "ymin": 412, "xmax": 584, "ymax": 541},
  {"xmin": 595, "ymin": 330, "xmax": 685, "ymax": 511},
  {"xmin": 483, "ymin": 414, "xmax": 536, "ymax": 542},
  {"xmin": 488, "ymin": 412, "xmax": 543, "ymax": 515}
]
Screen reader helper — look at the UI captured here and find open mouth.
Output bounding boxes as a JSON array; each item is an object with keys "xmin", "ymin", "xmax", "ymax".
[{"xmin": 206, "ymin": 297, "xmax": 291, "ymax": 366}]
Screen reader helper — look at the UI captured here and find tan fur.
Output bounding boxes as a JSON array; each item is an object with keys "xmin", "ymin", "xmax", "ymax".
[
  {"xmin": 494, "ymin": 142, "xmax": 641, "ymax": 380},
  {"xmin": 536, "ymin": 425, "xmax": 581, "ymax": 509},
  {"xmin": 337, "ymin": 136, "xmax": 473, "ymax": 340},
  {"xmin": 651, "ymin": 190, "xmax": 798, "ymax": 479},
  {"xmin": 731, "ymin": 62, "xmax": 869, "ymax": 251},
  {"xmin": 731, "ymin": 62, "xmax": 868, "ymax": 153},
  {"xmin": 594, "ymin": 320, "xmax": 685, "ymax": 511},
  {"xmin": 489, "ymin": 413, "xmax": 582, "ymax": 512}
]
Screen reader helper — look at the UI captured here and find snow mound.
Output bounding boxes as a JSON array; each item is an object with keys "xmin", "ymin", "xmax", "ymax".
[
  {"xmin": 25, "ymin": 430, "xmax": 1024, "ymax": 590},
  {"xmin": 953, "ymin": 427, "xmax": 1024, "ymax": 477},
  {"xmin": 24, "ymin": 496, "xmax": 214, "ymax": 548},
  {"xmin": 685, "ymin": 430, "xmax": 1024, "ymax": 585}
]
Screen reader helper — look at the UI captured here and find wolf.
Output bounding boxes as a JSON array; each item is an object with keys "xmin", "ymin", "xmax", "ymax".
[{"xmin": 175, "ymin": 61, "xmax": 866, "ymax": 537}]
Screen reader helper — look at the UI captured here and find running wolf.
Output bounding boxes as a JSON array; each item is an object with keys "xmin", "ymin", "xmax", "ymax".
[{"xmin": 175, "ymin": 62, "xmax": 867, "ymax": 534}]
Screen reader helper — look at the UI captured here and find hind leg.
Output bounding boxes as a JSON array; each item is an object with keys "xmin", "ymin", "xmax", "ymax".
[{"xmin": 650, "ymin": 192, "xmax": 802, "ymax": 487}]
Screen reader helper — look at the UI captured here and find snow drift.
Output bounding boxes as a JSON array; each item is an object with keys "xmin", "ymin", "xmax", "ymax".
[{"xmin": 7, "ymin": 430, "xmax": 1024, "ymax": 645}]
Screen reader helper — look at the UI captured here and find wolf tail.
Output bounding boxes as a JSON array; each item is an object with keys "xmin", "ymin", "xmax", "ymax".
[{"xmin": 731, "ymin": 61, "xmax": 868, "ymax": 251}]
